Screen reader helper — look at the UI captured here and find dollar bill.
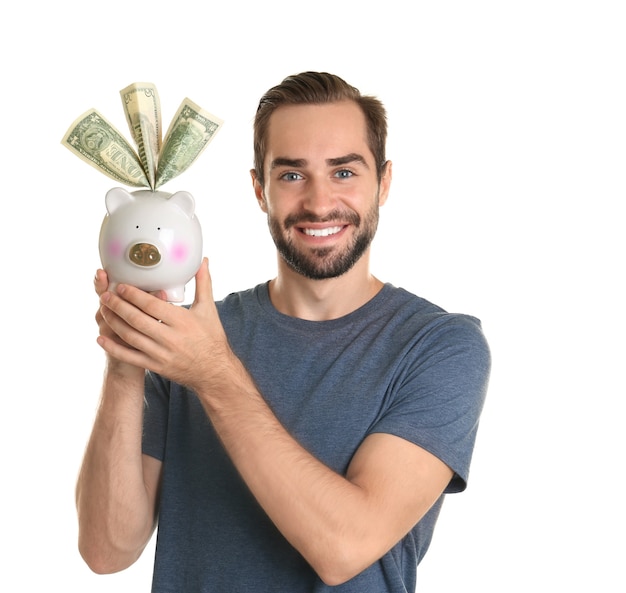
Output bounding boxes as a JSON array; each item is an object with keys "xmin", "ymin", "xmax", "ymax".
[
  {"xmin": 155, "ymin": 98, "xmax": 223, "ymax": 189},
  {"xmin": 61, "ymin": 109, "xmax": 150, "ymax": 188},
  {"xmin": 120, "ymin": 82, "xmax": 162, "ymax": 190}
]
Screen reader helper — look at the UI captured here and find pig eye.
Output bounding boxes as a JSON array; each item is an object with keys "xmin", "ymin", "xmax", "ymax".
[{"xmin": 136, "ymin": 225, "xmax": 140, "ymax": 229}]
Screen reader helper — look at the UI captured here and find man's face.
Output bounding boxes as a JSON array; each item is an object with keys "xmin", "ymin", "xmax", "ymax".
[{"xmin": 254, "ymin": 101, "xmax": 391, "ymax": 280}]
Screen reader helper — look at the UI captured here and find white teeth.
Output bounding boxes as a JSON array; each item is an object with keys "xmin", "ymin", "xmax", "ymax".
[{"xmin": 303, "ymin": 226, "xmax": 343, "ymax": 237}]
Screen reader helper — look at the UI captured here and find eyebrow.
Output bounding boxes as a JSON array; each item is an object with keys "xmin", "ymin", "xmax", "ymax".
[{"xmin": 269, "ymin": 153, "xmax": 370, "ymax": 171}]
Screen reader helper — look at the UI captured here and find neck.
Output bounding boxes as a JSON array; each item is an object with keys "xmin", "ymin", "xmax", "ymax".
[{"xmin": 268, "ymin": 253, "xmax": 384, "ymax": 321}]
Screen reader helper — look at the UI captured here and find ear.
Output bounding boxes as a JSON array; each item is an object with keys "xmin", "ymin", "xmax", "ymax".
[
  {"xmin": 250, "ymin": 169, "xmax": 268, "ymax": 213},
  {"xmin": 378, "ymin": 160, "xmax": 393, "ymax": 207},
  {"xmin": 105, "ymin": 187, "xmax": 134, "ymax": 214},
  {"xmin": 168, "ymin": 191, "xmax": 196, "ymax": 218}
]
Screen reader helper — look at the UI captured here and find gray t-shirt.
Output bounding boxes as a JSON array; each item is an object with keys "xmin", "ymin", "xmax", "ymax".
[{"xmin": 143, "ymin": 282, "xmax": 491, "ymax": 592}]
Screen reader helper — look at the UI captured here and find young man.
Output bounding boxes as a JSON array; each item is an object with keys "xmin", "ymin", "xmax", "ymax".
[{"xmin": 76, "ymin": 72, "xmax": 490, "ymax": 592}]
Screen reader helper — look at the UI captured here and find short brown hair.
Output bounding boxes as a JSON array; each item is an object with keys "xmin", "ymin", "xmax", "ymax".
[{"xmin": 253, "ymin": 72, "xmax": 388, "ymax": 186}]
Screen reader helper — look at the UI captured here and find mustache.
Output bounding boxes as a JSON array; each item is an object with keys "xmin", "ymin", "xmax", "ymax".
[{"xmin": 283, "ymin": 209, "xmax": 361, "ymax": 229}]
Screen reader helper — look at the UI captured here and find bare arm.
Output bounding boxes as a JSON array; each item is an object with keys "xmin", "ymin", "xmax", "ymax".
[
  {"xmin": 75, "ymin": 270, "xmax": 162, "ymax": 574},
  {"xmin": 96, "ymin": 259, "xmax": 452, "ymax": 585},
  {"xmin": 198, "ymin": 360, "xmax": 453, "ymax": 585}
]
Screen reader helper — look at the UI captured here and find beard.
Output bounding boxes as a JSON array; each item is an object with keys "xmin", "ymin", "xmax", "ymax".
[{"xmin": 267, "ymin": 201, "xmax": 380, "ymax": 280}]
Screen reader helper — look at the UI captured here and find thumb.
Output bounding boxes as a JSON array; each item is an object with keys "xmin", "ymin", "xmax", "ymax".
[{"xmin": 191, "ymin": 257, "xmax": 213, "ymax": 309}]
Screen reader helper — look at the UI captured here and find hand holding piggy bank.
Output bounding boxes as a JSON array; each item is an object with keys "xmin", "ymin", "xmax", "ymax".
[{"xmin": 99, "ymin": 187, "xmax": 203, "ymax": 302}]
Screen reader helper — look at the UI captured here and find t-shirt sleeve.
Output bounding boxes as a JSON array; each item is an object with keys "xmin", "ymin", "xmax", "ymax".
[
  {"xmin": 142, "ymin": 370, "xmax": 171, "ymax": 462},
  {"xmin": 369, "ymin": 314, "xmax": 491, "ymax": 493}
]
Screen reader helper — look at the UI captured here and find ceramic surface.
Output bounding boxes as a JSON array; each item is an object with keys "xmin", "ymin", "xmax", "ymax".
[{"xmin": 99, "ymin": 187, "xmax": 203, "ymax": 302}]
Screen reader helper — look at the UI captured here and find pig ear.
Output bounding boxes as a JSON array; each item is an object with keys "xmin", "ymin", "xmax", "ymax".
[
  {"xmin": 168, "ymin": 191, "xmax": 196, "ymax": 218},
  {"xmin": 105, "ymin": 187, "xmax": 134, "ymax": 214}
]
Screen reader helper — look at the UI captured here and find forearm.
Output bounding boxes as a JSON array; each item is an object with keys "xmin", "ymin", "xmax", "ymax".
[
  {"xmin": 195, "ymin": 354, "xmax": 381, "ymax": 585},
  {"xmin": 76, "ymin": 363, "xmax": 156, "ymax": 573}
]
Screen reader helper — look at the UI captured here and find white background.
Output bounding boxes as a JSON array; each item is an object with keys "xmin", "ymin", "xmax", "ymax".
[{"xmin": 1, "ymin": 1, "xmax": 624, "ymax": 591}]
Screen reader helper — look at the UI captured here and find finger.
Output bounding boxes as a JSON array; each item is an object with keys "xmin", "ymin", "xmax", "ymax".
[
  {"xmin": 99, "ymin": 294, "xmax": 175, "ymax": 373},
  {"xmin": 192, "ymin": 257, "xmax": 213, "ymax": 310},
  {"xmin": 94, "ymin": 269, "xmax": 109, "ymax": 296},
  {"xmin": 100, "ymin": 294, "xmax": 165, "ymax": 355},
  {"xmin": 95, "ymin": 271, "xmax": 122, "ymax": 342},
  {"xmin": 97, "ymin": 306, "xmax": 131, "ymax": 347},
  {"xmin": 97, "ymin": 333, "xmax": 151, "ymax": 368},
  {"xmin": 113, "ymin": 284, "xmax": 173, "ymax": 327},
  {"xmin": 100, "ymin": 284, "xmax": 175, "ymax": 348}
]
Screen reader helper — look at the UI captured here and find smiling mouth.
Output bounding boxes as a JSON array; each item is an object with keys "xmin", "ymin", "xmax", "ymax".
[{"xmin": 302, "ymin": 226, "xmax": 344, "ymax": 237}]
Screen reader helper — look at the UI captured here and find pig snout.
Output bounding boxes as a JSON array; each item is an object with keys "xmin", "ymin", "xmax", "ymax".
[{"xmin": 129, "ymin": 242, "xmax": 161, "ymax": 267}]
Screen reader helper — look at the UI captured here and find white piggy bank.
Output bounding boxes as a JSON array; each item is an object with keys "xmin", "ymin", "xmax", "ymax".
[{"xmin": 99, "ymin": 187, "xmax": 203, "ymax": 302}]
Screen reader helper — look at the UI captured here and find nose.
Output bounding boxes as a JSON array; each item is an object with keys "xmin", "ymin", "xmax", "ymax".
[
  {"xmin": 302, "ymin": 177, "xmax": 337, "ymax": 216},
  {"xmin": 129, "ymin": 243, "xmax": 161, "ymax": 267}
]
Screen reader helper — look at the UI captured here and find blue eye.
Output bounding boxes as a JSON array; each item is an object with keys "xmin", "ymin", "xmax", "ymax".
[
  {"xmin": 281, "ymin": 171, "xmax": 303, "ymax": 181},
  {"xmin": 335, "ymin": 169, "xmax": 354, "ymax": 179}
]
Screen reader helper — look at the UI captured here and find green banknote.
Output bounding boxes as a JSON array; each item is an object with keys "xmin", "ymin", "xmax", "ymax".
[
  {"xmin": 120, "ymin": 82, "xmax": 162, "ymax": 190},
  {"xmin": 62, "ymin": 84, "xmax": 222, "ymax": 190},
  {"xmin": 155, "ymin": 98, "xmax": 223, "ymax": 189},
  {"xmin": 62, "ymin": 109, "xmax": 150, "ymax": 188}
]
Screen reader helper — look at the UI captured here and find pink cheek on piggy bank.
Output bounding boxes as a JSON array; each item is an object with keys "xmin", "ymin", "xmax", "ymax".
[
  {"xmin": 105, "ymin": 238, "xmax": 124, "ymax": 259},
  {"xmin": 170, "ymin": 242, "xmax": 189, "ymax": 263}
]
